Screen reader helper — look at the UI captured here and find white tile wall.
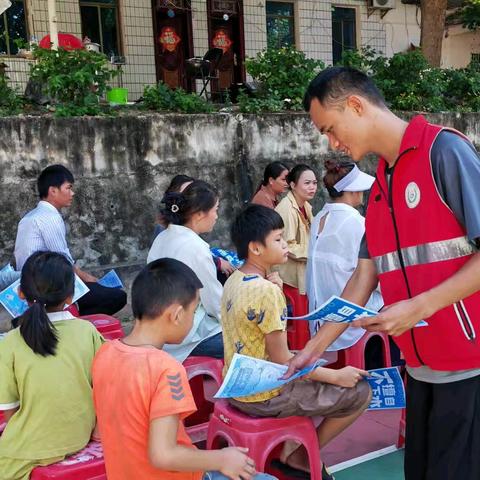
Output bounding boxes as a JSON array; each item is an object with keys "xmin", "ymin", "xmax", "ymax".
[{"xmin": 2, "ymin": 0, "xmax": 405, "ymax": 100}]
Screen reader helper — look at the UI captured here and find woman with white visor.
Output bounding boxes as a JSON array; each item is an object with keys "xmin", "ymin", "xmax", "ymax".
[{"xmin": 306, "ymin": 159, "xmax": 383, "ymax": 353}]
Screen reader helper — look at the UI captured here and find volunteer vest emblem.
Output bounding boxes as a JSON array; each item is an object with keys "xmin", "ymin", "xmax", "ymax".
[{"xmin": 405, "ymin": 182, "xmax": 420, "ymax": 208}]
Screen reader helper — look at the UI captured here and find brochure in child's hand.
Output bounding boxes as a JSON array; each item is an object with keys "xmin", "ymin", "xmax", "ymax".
[
  {"xmin": 98, "ymin": 269, "xmax": 124, "ymax": 289},
  {"xmin": 210, "ymin": 247, "xmax": 244, "ymax": 268},
  {"xmin": 214, "ymin": 353, "xmax": 328, "ymax": 399},
  {"xmin": 367, "ymin": 367, "xmax": 406, "ymax": 410},
  {"xmin": 0, "ymin": 275, "xmax": 90, "ymax": 318},
  {"xmin": 286, "ymin": 295, "xmax": 428, "ymax": 327}
]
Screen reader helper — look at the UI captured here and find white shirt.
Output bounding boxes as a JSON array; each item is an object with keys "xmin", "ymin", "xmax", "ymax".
[
  {"xmin": 306, "ymin": 202, "xmax": 383, "ymax": 351},
  {"xmin": 14, "ymin": 201, "xmax": 74, "ymax": 271},
  {"xmin": 147, "ymin": 224, "xmax": 222, "ymax": 362}
]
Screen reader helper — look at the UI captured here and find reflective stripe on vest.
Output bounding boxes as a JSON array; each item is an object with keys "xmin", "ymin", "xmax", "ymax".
[{"xmin": 372, "ymin": 236, "xmax": 477, "ymax": 274}]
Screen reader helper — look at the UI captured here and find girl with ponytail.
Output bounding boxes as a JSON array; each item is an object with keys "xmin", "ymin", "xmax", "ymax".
[{"xmin": 0, "ymin": 252, "xmax": 104, "ymax": 480}]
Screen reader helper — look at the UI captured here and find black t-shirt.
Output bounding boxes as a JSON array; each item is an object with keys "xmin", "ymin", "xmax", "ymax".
[{"xmin": 359, "ymin": 131, "xmax": 480, "ymax": 258}]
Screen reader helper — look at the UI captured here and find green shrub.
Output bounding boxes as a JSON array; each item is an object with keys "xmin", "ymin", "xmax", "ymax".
[
  {"xmin": 29, "ymin": 47, "xmax": 118, "ymax": 117},
  {"xmin": 239, "ymin": 46, "xmax": 324, "ymax": 113},
  {"xmin": 0, "ymin": 76, "xmax": 23, "ymax": 116},
  {"xmin": 141, "ymin": 82, "xmax": 214, "ymax": 114}
]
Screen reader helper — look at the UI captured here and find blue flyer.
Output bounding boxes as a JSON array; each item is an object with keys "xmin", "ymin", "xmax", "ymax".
[
  {"xmin": 210, "ymin": 247, "xmax": 244, "ymax": 268},
  {"xmin": 367, "ymin": 367, "xmax": 406, "ymax": 410},
  {"xmin": 98, "ymin": 269, "xmax": 124, "ymax": 289},
  {"xmin": 0, "ymin": 275, "xmax": 90, "ymax": 318},
  {"xmin": 214, "ymin": 353, "xmax": 327, "ymax": 399},
  {"xmin": 0, "ymin": 263, "xmax": 14, "ymax": 274},
  {"xmin": 287, "ymin": 295, "xmax": 428, "ymax": 327}
]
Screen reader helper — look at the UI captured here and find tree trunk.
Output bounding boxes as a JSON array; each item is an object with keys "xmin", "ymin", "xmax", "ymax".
[{"xmin": 420, "ymin": 0, "xmax": 448, "ymax": 66}]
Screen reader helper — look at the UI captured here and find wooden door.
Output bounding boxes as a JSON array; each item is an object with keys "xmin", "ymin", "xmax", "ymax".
[
  {"xmin": 153, "ymin": 1, "xmax": 193, "ymax": 90},
  {"xmin": 208, "ymin": 0, "xmax": 245, "ymax": 95}
]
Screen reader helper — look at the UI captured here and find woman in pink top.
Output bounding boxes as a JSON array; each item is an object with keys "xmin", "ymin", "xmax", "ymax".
[{"xmin": 251, "ymin": 162, "xmax": 289, "ymax": 209}]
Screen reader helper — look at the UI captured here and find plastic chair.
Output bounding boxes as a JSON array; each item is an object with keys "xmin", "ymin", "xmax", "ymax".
[
  {"xmin": 207, "ymin": 400, "xmax": 322, "ymax": 479},
  {"xmin": 30, "ymin": 441, "xmax": 106, "ymax": 479},
  {"xmin": 0, "ymin": 411, "xmax": 5, "ymax": 435},
  {"xmin": 80, "ymin": 314, "xmax": 124, "ymax": 340},
  {"xmin": 183, "ymin": 356, "xmax": 223, "ymax": 443},
  {"xmin": 397, "ymin": 407, "xmax": 406, "ymax": 448},
  {"xmin": 283, "ymin": 284, "xmax": 310, "ymax": 351},
  {"xmin": 341, "ymin": 331, "xmax": 392, "ymax": 370}
]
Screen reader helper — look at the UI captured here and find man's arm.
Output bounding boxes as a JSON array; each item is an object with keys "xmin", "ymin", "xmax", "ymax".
[
  {"xmin": 283, "ymin": 258, "xmax": 378, "ymax": 377},
  {"xmin": 354, "ymin": 251, "xmax": 480, "ymax": 335},
  {"xmin": 74, "ymin": 265, "xmax": 98, "ymax": 284}
]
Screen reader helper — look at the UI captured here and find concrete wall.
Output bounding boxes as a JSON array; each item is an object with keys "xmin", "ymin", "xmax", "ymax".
[{"xmin": 1, "ymin": 111, "xmax": 479, "ymax": 274}]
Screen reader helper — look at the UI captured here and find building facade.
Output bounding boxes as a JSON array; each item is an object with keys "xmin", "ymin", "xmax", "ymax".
[{"xmin": 0, "ymin": 0, "xmax": 477, "ymax": 101}]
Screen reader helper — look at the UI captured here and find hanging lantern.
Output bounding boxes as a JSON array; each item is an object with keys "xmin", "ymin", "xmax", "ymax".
[
  {"xmin": 223, "ymin": 13, "xmax": 229, "ymax": 21},
  {"xmin": 167, "ymin": 8, "xmax": 175, "ymax": 17}
]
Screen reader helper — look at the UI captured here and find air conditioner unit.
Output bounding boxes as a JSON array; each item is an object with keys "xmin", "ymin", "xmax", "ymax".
[{"xmin": 371, "ymin": 0, "xmax": 396, "ymax": 9}]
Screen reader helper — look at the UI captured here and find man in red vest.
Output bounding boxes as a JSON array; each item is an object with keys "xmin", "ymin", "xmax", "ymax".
[{"xmin": 287, "ymin": 67, "xmax": 480, "ymax": 480}]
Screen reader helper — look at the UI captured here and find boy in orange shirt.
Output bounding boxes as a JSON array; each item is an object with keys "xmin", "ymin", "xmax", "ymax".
[{"xmin": 92, "ymin": 258, "xmax": 276, "ymax": 480}]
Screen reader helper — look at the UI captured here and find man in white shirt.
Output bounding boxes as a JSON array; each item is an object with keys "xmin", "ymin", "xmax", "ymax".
[{"xmin": 14, "ymin": 165, "xmax": 126, "ymax": 316}]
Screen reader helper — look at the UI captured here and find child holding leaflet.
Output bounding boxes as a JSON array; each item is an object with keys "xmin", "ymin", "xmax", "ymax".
[
  {"xmin": 92, "ymin": 258, "xmax": 276, "ymax": 480},
  {"xmin": 223, "ymin": 205, "xmax": 371, "ymax": 479},
  {"xmin": 0, "ymin": 252, "xmax": 104, "ymax": 480}
]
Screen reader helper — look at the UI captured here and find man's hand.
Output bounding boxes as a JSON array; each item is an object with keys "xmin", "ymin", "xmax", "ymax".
[
  {"xmin": 266, "ymin": 271, "xmax": 283, "ymax": 289},
  {"xmin": 352, "ymin": 296, "xmax": 430, "ymax": 336},
  {"xmin": 220, "ymin": 447, "xmax": 256, "ymax": 480},
  {"xmin": 219, "ymin": 258, "xmax": 235, "ymax": 277},
  {"xmin": 75, "ymin": 266, "xmax": 98, "ymax": 284},
  {"xmin": 281, "ymin": 343, "xmax": 320, "ymax": 379}
]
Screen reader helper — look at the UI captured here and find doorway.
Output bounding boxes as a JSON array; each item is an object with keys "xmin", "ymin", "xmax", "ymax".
[
  {"xmin": 207, "ymin": 0, "xmax": 245, "ymax": 96},
  {"xmin": 153, "ymin": 0, "xmax": 194, "ymax": 90}
]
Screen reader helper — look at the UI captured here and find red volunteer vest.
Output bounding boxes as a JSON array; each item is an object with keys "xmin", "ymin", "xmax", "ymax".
[{"xmin": 366, "ymin": 115, "xmax": 480, "ymax": 370}]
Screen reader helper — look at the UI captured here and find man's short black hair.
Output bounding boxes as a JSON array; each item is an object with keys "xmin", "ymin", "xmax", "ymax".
[
  {"xmin": 37, "ymin": 165, "xmax": 75, "ymax": 199},
  {"xmin": 132, "ymin": 258, "xmax": 203, "ymax": 320},
  {"xmin": 303, "ymin": 66, "xmax": 386, "ymax": 112},
  {"xmin": 231, "ymin": 204, "xmax": 284, "ymax": 260}
]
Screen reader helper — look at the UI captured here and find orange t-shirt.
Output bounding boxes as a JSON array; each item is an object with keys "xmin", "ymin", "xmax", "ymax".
[{"xmin": 92, "ymin": 340, "xmax": 202, "ymax": 480}]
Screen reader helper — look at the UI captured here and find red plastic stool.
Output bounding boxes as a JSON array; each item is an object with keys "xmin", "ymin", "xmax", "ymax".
[
  {"xmin": 397, "ymin": 407, "xmax": 406, "ymax": 448},
  {"xmin": 183, "ymin": 356, "xmax": 223, "ymax": 444},
  {"xmin": 81, "ymin": 314, "xmax": 124, "ymax": 340},
  {"xmin": 0, "ymin": 411, "xmax": 6, "ymax": 435},
  {"xmin": 207, "ymin": 400, "xmax": 322, "ymax": 479},
  {"xmin": 31, "ymin": 441, "xmax": 106, "ymax": 479},
  {"xmin": 331, "ymin": 331, "xmax": 392, "ymax": 370},
  {"xmin": 65, "ymin": 304, "xmax": 80, "ymax": 316},
  {"xmin": 283, "ymin": 284, "xmax": 310, "ymax": 351}
]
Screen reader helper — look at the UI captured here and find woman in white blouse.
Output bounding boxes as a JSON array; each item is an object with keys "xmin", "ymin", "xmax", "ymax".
[
  {"xmin": 147, "ymin": 180, "xmax": 223, "ymax": 362},
  {"xmin": 306, "ymin": 160, "xmax": 383, "ymax": 351}
]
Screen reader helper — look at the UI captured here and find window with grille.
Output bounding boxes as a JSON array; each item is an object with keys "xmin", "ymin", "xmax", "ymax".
[
  {"xmin": 80, "ymin": 0, "xmax": 121, "ymax": 57},
  {"xmin": 332, "ymin": 6, "xmax": 356, "ymax": 64},
  {"xmin": 0, "ymin": 0, "xmax": 28, "ymax": 56},
  {"xmin": 266, "ymin": 1, "xmax": 295, "ymax": 49}
]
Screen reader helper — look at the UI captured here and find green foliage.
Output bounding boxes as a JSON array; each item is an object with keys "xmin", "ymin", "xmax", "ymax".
[
  {"xmin": 29, "ymin": 47, "xmax": 118, "ymax": 117},
  {"xmin": 460, "ymin": 0, "xmax": 480, "ymax": 30},
  {"xmin": 337, "ymin": 48, "xmax": 480, "ymax": 112},
  {"xmin": 238, "ymin": 46, "xmax": 324, "ymax": 113},
  {"xmin": 0, "ymin": 76, "xmax": 23, "ymax": 116},
  {"xmin": 141, "ymin": 82, "xmax": 214, "ymax": 113}
]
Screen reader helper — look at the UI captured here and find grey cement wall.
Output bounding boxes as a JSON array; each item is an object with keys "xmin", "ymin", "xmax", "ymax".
[{"xmin": 0, "ymin": 110, "xmax": 479, "ymax": 316}]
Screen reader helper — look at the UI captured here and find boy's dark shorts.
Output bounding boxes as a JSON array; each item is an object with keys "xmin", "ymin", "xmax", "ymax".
[{"xmin": 229, "ymin": 379, "xmax": 371, "ymax": 418}]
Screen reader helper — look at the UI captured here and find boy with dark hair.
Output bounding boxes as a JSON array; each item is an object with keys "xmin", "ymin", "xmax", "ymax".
[
  {"xmin": 290, "ymin": 66, "xmax": 480, "ymax": 480},
  {"xmin": 14, "ymin": 164, "xmax": 126, "ymax": 316},
  {"xmin": 223, "ymin": 204, "xmax": 371, "ymax": 479},
  {"xmin": 93, "ymin": 258, "xmax": 276, "ymax": 480}
]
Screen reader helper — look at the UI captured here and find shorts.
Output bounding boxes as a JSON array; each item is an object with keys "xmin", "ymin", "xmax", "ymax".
[{"xmin": 229, "ymin": 378, "xmax": 371, "ymax": 418}]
